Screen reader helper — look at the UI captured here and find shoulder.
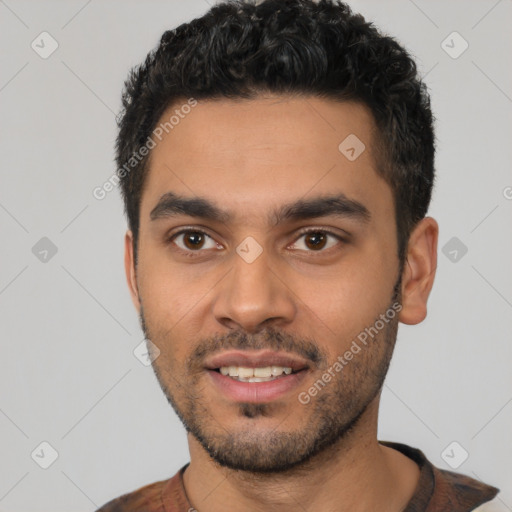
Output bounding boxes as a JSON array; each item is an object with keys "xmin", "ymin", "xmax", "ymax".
[
  {"xmin": 95, "ymin": 478, "xmax": 170, "ymax": 512},
  {"xmin": 380, "ymin": 441, "xmax": 499, "ymax": 512},
  {"xmin": 430, "ymin": 466, "xmax": 499, "ymax": 511}
]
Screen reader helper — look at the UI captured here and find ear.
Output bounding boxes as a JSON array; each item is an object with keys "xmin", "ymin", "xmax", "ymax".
[
  {"xmin": 124, "ymin": 230, "xmax": 141, "ymax": 314},
  {"xmin": 398, "ymin": 217, "xmax": 438, "ymax": 325}
]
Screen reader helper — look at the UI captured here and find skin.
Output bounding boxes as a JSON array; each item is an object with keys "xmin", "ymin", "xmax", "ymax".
[{"xmin": 124, "ymin": 95, "xmax": 438, "ymax": 511}]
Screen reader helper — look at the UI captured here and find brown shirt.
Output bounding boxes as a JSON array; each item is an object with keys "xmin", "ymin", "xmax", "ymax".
[{"xmin": 96, "ymin": 441, "xmax": 499, "ymax": 512}]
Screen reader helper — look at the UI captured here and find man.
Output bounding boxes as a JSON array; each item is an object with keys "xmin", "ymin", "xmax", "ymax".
[{"xmin": 97, "ymin": 0, "xmax": 499, "ymax": 510}]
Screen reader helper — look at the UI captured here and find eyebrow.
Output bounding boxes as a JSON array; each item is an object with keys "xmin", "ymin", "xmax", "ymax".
[{"xmin": 150, "ymin": 191, "xmax": 371, "ymax": 226}]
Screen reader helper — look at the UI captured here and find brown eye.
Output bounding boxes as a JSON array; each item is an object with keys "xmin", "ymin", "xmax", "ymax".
[
  {"xmin": 171, "ymin": 230, "xmax": 219, "ymax": 252},
  {"xmin": 290, "ymin": 230, "xmax": 342, "ymax": 252},
  {"xmin": 183, "ymin": 231, "xmax": 205, "ymax": 250},
  {"xmin": 304, "ymin": 232, "xmax": 328, "ymax": 250}
]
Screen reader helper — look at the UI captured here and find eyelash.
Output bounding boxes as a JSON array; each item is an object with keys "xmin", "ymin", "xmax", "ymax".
[{"xmin": 166, "ymin": 227, "xmax": 347, "ymax": 256}]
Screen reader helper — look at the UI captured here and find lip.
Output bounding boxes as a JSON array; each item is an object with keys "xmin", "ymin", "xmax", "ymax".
[
  {"xmin": 204, "ymin": 350, "xmax": 311, "ymax": 403},
  {"xmin": 204, "ymin": 349, "xmax": 310, "ymax": 372},
  {"xmin": 207, "ymin": 368, "xmax": 309, "ymax": 403}
]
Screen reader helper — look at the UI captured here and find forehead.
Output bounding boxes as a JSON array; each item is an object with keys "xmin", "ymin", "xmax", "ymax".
[{"xmin": 140, "ymin": 95, "xmax": 392, "ymax": 225}]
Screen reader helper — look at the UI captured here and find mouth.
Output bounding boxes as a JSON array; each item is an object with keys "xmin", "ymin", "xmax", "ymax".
[
  {"xmin": 204, "ymin": 350, "xmax": 310, "ymax": 403},
  {"xmin": 216, "ymin": 364, "xmax": 295, "ymax": 382}
]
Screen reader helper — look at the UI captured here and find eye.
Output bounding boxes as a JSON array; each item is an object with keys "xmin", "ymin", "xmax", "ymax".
[
  {"xmin": 167, "ymin": 227, "xmax": 345, "ymax": 255},
  {"xmin": 289, "ymin": 229, "xmax": 344, "ymax": 252},
  {"xmin": 170, "ymin": 229, "xmax": 222, "ymax": 252}
]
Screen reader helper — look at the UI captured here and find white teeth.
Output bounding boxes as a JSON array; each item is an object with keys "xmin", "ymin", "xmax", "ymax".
[
  {"xmin": 271, "ymin": 365, "xmax": 285, "ymax": 376},
  {"xmin": 254, "ymin": 367, "xmax": 272, "ymax": 378},
  {"xmin": 218, "ymin": 365, "xmax": 293, "ymax": 380},
  {"xmin": 238, "ymin": 367, "xmax": 254, "ymax": 378}
]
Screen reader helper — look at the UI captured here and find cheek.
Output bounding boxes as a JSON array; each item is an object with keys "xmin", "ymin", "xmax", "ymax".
[
  {"xmin": 136, "ymin": 257, "xmax": 220, "ymax": 369},
  {"xmin": 300, "ymin": 252, "xmax": 398, "ymax": 347},
  {"xmin": 137, "ymin": 243, "xmax": 210, "ymax": 323}
]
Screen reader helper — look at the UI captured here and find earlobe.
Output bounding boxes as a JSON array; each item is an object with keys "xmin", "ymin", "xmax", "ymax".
[
  {"xmin": 398, "ymin": 217, "xmax": 438, "ymax": 325},
  {"xmin": 124, "ymin": 230, "xmax": 141, "ymax": 313}
]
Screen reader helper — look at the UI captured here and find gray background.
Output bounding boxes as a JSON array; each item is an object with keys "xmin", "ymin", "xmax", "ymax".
[{"xmin": 1, "ymin": 0, "xmax": 511, "ymax": 510}]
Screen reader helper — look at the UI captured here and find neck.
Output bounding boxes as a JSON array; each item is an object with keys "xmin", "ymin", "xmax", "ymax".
[{"xmin": 182, "ymin": 398, "xmax": 420, "ymax": 512}]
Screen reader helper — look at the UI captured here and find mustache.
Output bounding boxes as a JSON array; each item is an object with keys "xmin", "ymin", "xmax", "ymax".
[
  {"xmin": 138, "ymin": 309, "xmax": 326, "ymax": 370},
  {"xmin": 188, "ymin": 326, "xmax": 326, "ymax": 371}
]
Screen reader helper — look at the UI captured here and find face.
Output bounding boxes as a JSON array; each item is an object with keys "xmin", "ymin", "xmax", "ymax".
[{"xmin": 126, "ymin": 95, "xmax": 415, "ymax": 473}]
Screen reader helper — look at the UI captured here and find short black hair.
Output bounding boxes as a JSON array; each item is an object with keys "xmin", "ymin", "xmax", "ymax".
[{"xmin": 115, "ymin": 0, "xmax": 435, "ymax": 264}]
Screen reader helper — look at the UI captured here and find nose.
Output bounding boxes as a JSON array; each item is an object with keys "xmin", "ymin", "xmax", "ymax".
[{"xmin": 212, "ymin": 245, "xmax": 296, "ymax": 333}]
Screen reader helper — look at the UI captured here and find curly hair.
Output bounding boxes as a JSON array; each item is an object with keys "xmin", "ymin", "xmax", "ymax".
[{"xmin": 115, "ymin": 0, "xmax": 435, "ymax": 264}]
